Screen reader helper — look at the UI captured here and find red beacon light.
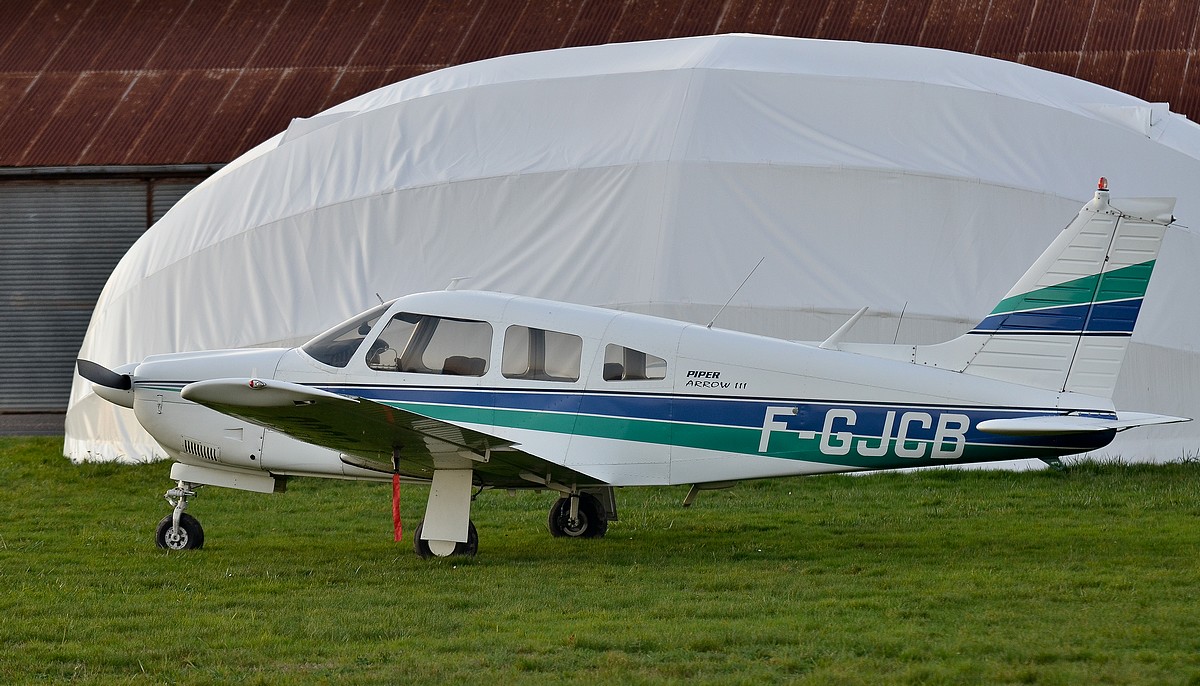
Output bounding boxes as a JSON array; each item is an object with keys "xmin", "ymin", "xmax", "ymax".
[{"xmin": 1098, "ymin": 177, "xmax": 1109, "ymax": 191}]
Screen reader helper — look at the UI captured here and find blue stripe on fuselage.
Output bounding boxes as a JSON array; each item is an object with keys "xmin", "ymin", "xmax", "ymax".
[{"xmin": 325, "ymin": 384, "xmax": 1114, "ymax": 452}]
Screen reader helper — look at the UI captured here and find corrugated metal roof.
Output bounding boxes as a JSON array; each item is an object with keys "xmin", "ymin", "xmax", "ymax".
[{"xmin": 6, "ymin": 0, "xmax": 1200, "ymax": 167}]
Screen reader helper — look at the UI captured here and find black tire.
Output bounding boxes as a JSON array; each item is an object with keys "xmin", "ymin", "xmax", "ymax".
[
  {"xmin": 155, "ymin": 513, "xmax": 205, "ymax": 550},
  {"xmin": 413, "ymin": 519, "xmax": 478, "ymax": 559},
  {"xmin": 547, "ymin": 493, "xmax": 608, "ymax": 539}
]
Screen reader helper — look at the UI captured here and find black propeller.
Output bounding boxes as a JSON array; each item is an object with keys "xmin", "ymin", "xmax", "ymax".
[{"xmin": 77, "ymin": 359, "xmax": 132, "ymax": 390}]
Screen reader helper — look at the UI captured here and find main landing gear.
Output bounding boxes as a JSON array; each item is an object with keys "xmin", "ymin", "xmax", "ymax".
[
  {"xmin": 548, "ymin": 492, "xmax": 609, "ymax": 538},
  {"xmin": 155, "ymin": 481, "xmax": 204, "ymax": 550},
  {"xmin": 413, "ymin": 519, "xmax": 479, "ymax": 559},
  {"xmin": 410, "ymin": 488, "xmax": 614, "ymax": 559}
]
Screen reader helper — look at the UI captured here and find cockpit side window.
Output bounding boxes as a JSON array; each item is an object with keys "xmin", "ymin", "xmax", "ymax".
[
  {"xmin": 603, "ymin": 344, "xmax": 667, "ymax": 381},
  {"xmin": 301, "ymin": 302, "xmax": 391, "ymax": 368},
  {"xmin": 502, "ymin": 326, "xmax": 582, "ymax": 382},
  {"xmin": 368, "ymin": 312, "xmax": 491, "ymax": 376}
]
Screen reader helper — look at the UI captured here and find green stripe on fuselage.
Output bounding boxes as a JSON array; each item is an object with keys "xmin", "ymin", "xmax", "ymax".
[
  {"xmin": 990, "ymin": 260, "xmax": 1155, "ymax": 315},
  {"xmin": 385, "ymin": 401, "xmax": 1084, "ymax": 471}
]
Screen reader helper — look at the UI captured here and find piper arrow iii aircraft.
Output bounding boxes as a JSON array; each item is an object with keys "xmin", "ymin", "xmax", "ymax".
[{"xmin": 79, "ymin": 180, "xmax": 1188, "ymax": 558}]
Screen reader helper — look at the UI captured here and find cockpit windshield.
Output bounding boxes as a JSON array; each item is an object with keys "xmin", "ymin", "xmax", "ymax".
[{"xmin": 301, "ymin": 301, "xmax": 393, "ymax": 368}]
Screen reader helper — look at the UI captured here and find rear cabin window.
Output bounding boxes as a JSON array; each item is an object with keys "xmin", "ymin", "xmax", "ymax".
[
  {"xmin": 367, "ymin": 313, "xmax": 491, "ymax": 376},
  {"xmin": 502, "ymin": 326, "xmax": 583, "ymax": 382},
  {"xmin": 603, "ymin": 344, "xmax": 667, "ymax": 381}
]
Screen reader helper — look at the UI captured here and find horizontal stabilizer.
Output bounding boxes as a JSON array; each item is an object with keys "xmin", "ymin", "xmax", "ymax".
[{"xmin": 976, "ymin": 412, "xmax": 1189, "ymax": 436}]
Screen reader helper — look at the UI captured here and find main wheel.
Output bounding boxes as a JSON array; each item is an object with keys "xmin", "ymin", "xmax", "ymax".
[
  {"xmin": 413, "ymin": 519, "xmax": 479, "ymax": 559},
  {"xmin": 548, "ymin": 493, "xmax": 608, "ymax": 538},
  {"xmin": 155, "ymin": 513, "xmax": 205, "ymax": 550}
]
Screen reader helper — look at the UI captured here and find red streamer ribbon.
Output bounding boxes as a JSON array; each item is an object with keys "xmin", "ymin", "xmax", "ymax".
[{"xmin": 392, "ymin": 473, "xmax": 402, "ymax": 541}]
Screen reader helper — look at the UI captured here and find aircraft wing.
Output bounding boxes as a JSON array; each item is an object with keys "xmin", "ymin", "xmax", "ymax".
[
  {"xmin": 180, "ymin": 378, "xmax": 606, "ymax": 488},
  {"xmin": 976, "ymin": 411, "xmax": 1189, "ymax": 436}
]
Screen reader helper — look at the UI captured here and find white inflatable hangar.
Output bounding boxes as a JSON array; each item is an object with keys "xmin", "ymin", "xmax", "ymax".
[{"xmin": 68, "ymin": 34, "xmax": 1200, "ymax": 464}]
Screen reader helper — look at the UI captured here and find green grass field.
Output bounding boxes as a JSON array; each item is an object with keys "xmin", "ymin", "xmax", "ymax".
[{"xmin": 3, "ymin": 436, "xmax": 1200, "ymax": 684}]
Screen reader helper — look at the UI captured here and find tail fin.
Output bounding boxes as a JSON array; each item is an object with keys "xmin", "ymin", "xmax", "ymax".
[{"xmin": 917, "ymin": 179, "xmax": 1174, "ymax": 397}]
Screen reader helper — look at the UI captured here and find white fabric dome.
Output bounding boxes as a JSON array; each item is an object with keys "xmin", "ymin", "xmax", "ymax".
[{"xmin": 67, "ymin": 34, "xmax": 1200, "ymax": 463}]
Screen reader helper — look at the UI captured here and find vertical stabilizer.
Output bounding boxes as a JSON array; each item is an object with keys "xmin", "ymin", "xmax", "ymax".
[{"xmin": 916, "ymin": 180, "xmax": 1174, "ymax": 397}]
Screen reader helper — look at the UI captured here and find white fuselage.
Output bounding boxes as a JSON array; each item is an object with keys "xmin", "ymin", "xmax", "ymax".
[{"xmin": 128, "ymin": 291, "xmax": 1116, "ymax": 491}]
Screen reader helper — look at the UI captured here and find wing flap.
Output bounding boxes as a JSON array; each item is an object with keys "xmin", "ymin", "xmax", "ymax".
[
  {"xmin": 977, "ymin": 411, "xmax": 1189, "ymax": 436},
  {"xmin": 180, "ymin": 378, "xmax": 604, "ymax": 487}
]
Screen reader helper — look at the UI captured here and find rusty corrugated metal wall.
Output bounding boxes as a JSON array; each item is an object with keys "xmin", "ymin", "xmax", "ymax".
[{"xmin": 2, "ymin": 0, "xmax": 1199, "ymax": 166}]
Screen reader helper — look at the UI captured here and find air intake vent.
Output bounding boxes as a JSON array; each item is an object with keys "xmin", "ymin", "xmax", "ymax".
[{"xmin": 182, "ymin": 437, "xmax": 220, "ymax": 462}]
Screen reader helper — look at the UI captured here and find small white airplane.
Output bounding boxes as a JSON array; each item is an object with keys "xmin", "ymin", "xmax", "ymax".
[{"xmin": 79, "ymin": 180, "xmax": 1188, "ymax": 558}]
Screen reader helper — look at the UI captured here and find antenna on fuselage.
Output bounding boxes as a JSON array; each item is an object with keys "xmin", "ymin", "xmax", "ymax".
[
  {"xmin": 819, "ymin": 306, "xmax": 869, "ymax": 350},
  {"xmin": 445, "ymin": 276, "xmax": 472, "ymax": 291},
  {"xmin": 707, "ymin": 256, "xmax": 765, "ymax": 329},
  {"xmin": 892, "ymin": 301, "xmax": 908, "ymax": 345},
  {"xmin": 375, "ymin": 292, "xmax": 385, "ymax": 305}
]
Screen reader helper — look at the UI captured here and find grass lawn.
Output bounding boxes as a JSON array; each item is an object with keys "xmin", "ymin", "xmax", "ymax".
[{"xmin": 2, "ymin": 435, "xmax": 1200, "ymax": 684}]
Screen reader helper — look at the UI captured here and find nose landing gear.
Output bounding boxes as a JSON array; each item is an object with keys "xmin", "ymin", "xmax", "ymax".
[{"xmin": 155, "ymin": 481, "xmax": 205, "ymax": 550}]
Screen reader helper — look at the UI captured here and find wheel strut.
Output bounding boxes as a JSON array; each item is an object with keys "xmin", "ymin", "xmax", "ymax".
[
  {"xmin": 568, "ymin": 494, "xmax": 580, "ymax": 524},
  {"xmin": 164, "ymin": 480, "xmax": 199, "ymax": 537}
]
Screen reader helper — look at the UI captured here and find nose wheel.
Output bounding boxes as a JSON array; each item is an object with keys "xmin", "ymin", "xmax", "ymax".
[
  {"xmin": 155, "ymin": 512, "xmax": 204, "ymax": 550},
  {"xmin": 156, "ymin": 481, "xmax": 205, "ymax": 550}
]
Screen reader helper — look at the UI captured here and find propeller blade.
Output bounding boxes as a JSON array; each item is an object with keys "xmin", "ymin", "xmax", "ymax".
[{"xmin": 77, "ymin": 359, "xmax": 132, "ymax": 390}]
